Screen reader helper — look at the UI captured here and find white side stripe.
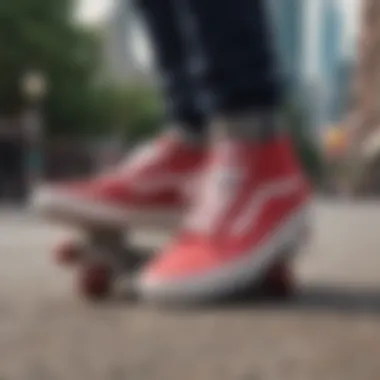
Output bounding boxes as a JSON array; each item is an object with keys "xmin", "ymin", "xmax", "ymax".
[{"xmin": 231, "ymin": 176, "xmax": 302, "ymax": 236}]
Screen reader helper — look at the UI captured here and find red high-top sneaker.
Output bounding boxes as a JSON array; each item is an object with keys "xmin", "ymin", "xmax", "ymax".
[
  {"xmin": 137, "ymin": 135, "xmax": 311, "ymax": 302},
  {"xmin": 32, "ymin": 131, "xmax": 204, "ymax": 228}
]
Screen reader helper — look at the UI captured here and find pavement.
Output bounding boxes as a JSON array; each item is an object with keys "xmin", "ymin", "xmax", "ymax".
[{"xmin": 0, "ymin": 200, "xmax": 380, "ymax": 380}]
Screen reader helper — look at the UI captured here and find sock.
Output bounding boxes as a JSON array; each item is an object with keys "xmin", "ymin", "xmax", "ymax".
[
  {"xmin": 210, "ymin": 110, "xmax": 285, "ymax": 142},
  {"xmin": 169, "ymin": 123, "xmax": 206, "ymax": 147}
]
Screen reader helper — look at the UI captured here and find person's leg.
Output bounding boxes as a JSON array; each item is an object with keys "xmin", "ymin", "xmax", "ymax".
[
  {"xmin": 138, "ymin": 0, "xmax": 310, "ymax": 303},
  {"xmin": 136, "ymin": 0, "xmax": 206, "ymax": 137},
  {"xmin": 182, "ymin": 0, "xmax": 282, "ymax": 123}
]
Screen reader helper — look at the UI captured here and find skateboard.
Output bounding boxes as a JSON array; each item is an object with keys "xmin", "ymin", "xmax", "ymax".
[
  {"xmin": 53, "ymin": 222, "xmax": 298, "ymax": 302},
  {"xmin": 54, "ymin": 225, "xmax": 152, "ymax": 300}
]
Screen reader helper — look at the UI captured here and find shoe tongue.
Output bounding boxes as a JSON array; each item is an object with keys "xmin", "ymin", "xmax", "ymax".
[
  {"xmin": 207, "ymin": 137, "xmax": 253, "ymax": 171},
  {"xmin": 116, "ymin": 135, "xmax": 170, "ymax": 173},
  {"xmin": 185, "ymin": 144, "xmax": 246, "ymax": 235}
]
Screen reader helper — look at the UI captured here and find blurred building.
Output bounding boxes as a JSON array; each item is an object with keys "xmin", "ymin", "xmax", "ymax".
[
  {"xmin": 334, "ymin": 59, "xmax": 353, "ymax": 122},
  {"xmin": 102, "ymin": 0, "xmax": 153, "ymax": 83},
  {"xmin": 347, "ymin": 0, "xmax": 380, "ymax": 142},
  {"xmin": 302, "ymin": 0, "xmax": 356, "ymax": 132},
  {"xmin": 269, "ymin": 0, "xmax": 304, "ymax": 92},
  {"xmin": 270, "ymin": 0, "xmax": 353, "ymax": 132},
  {"xmin": 343, "ymin": 0, "xmax": 380, "ymax": 195},
  {"xmin": 319, "ymin": 0, "xmax": 344, "ymax": 124}
]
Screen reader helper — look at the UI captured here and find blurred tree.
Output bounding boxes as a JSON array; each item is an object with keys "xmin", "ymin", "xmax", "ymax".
[
  {"xmin": 0, "ymin": 0, "xmax": 105, "ymax": 135},
  {"xmin": 99, "ymin": 84, "xmax": 164, "ymax": 142}
]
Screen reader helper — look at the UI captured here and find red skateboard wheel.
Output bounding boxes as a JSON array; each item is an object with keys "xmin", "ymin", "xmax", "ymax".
[
  {"xmin": 54, "ymin": 239, "xmax": 82, "ymax": 266},
  {"xmin": 262, "ymin": 263, "xmax": 295, "ymax": 298},
  {"xmin": 77, "ymin": 263, "xmax": 112, "ymax": 300}
]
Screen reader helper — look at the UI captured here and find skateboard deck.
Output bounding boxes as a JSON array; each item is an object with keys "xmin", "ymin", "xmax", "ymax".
[{"xmin": 52, "ymin": 217, "xmax": 177, "ymax": 300}]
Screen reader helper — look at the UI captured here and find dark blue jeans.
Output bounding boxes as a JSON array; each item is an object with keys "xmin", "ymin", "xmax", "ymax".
[{"xmin": 135, "ymin": 0, "xmax": 282, "ymax": 134}]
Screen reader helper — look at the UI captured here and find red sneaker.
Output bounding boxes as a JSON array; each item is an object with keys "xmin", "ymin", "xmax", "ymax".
[
  {"xmin": 137, "ymin": 136, "xmax": 311, "ymax": 302},
  {"xmin": 33, "ymin": 131, "xmax": 204, "ymax": 227}
]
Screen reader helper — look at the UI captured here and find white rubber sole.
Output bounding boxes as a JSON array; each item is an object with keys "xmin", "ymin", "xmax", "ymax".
[
  {"xmin": 136, "ymin": 204, "xmax": 310, "ymax": 304},
  {"xmin": 32, "ymin": 187, "xmax": 182, "ymax": 229}
]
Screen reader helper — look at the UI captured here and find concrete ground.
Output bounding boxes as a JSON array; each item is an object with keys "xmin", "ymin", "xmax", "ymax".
[{"xmin": 0, "ymin": 200, "xmax": 380, "ymax": 380}]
